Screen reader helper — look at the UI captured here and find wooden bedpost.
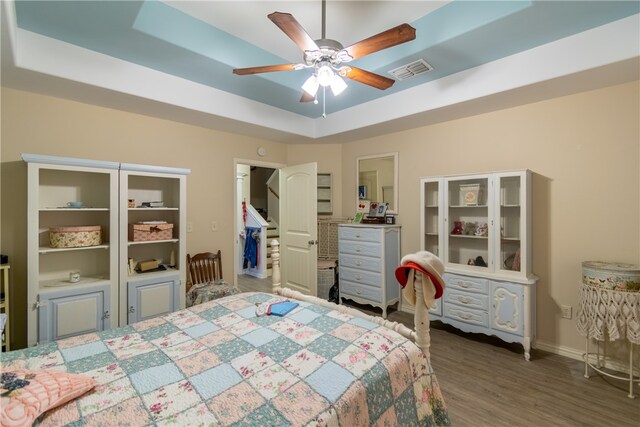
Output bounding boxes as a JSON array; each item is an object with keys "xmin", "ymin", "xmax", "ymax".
[
  {"xmin": 412, "ymin": 272, "xmax": 432, "ymax": 358},
  {"xmin": 271, "ymin": 239, "xmax": 281, "ymax": 293}
]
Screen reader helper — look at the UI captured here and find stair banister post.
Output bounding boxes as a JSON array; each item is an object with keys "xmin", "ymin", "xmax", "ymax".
[{"xmin": 271, "ymin": 239, "xmax": 281, "ymax": 293}]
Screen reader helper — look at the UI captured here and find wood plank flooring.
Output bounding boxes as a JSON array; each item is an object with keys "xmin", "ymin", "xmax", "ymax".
[{"xmin": 237, "ymin": 275, "xmax": 640, "ymax": 426}]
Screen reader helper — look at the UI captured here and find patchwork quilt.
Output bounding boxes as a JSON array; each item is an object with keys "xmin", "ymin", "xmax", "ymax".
[{"xmin": 2, "ymin": 292, "xmax": 450, "ymax": 426}]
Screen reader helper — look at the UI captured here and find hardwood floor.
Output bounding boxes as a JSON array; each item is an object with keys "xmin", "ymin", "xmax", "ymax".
[{"xmin": 236, "ymin": 275, "xmax": 640, "ymax": 426}]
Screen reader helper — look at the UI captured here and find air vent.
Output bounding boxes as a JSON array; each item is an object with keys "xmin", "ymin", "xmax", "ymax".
[{"xmin": 388, "ymin": 59, "xmax": 433, "ymax": 81}]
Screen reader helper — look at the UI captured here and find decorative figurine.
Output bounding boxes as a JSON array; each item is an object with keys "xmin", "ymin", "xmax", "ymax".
[{"xmin": 451, "ymin": 221, "xmax": 464, "ymax": 235}]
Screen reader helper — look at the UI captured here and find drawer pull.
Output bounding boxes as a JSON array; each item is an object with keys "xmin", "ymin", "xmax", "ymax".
[
  {"xmin": 459, "ymin": 282, "xmax": 470, "ymax": 288},
  {"xmin": 356, "ymin": 248, "xmax": 361, "ymax": 253},
  {"xmin": 460, "ymin": 313, "xmax": 472, "ymax": 320},
  {"xmin": 356, "ymin": 275, "xmax": 362, "ymax": 281},
  {"xmin": 356, "ymin": 261, "xmax": 361, "ymax": 266},
  {"xmin": 459, "ymin": 296, "xmax": 471, "ymax": 304},
  {"xmin": 356, "ymin": 233, "xmax": 361, "ymax": 238},
  {"xmin": 356, "ymin": 289, "xmax": 362, "ymax": 295}
]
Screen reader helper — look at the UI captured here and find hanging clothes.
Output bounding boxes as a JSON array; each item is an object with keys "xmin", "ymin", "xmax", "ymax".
[{"xmin": 243, "ymin": 227, "xmax": 260, "ymax": 269}]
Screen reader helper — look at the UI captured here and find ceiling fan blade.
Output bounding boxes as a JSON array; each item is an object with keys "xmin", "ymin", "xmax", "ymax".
[
  {"xmin": 268, "ymin": 12, "xmax": 319, "ymax": 52},
  {"xmin": 233, "ymin": 64, "xmax": 297, "ymax": 75},
  {"xmin": 300, "ymin": 91, "xmax": 315, "ymax": 103},
  {"xmin": 341, "ymin": 66, "xmax": 395, "ymax": 90},
  {"xmin": 341, "ymin": 23, "xmax": 416, "ymax": 60}
]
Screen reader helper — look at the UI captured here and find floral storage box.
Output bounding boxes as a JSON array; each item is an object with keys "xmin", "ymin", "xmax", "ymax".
[
  {"xmin": 582, "ymin": 261, "xmax": 640, "ymax": 292},
  {"xmin": 49, "ymin": 226, "xmax": 102, "ymax": 248},
  {"xmin": 128, "ymin": 223, "xmax": 174, "ymax": 242}
]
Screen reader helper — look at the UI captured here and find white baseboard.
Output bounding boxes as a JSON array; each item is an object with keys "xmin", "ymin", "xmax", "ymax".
[{"xmin": 534, "ymin": 340, "xmax": 637, "ymax": 375}]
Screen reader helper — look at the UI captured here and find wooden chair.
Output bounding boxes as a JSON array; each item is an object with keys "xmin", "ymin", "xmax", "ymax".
[
  {"xmin": 187, "ymin": 251, "xmax": 223, "ymax": 286},
  {"xmin": 186, "ymin": 251, "xmax": 240, "ymax": 306}
]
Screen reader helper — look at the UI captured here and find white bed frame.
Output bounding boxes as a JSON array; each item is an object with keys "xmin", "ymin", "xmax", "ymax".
[{"xmin": 269, "ymin": 240, "xmax": 434, "ymax": 357}]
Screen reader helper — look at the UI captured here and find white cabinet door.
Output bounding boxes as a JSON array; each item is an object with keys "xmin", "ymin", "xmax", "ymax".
[
  {"xmin": 443, "ymin": 174, "xmax": 493, "ymax": 273},
  {"xmin": 127, "ymin": 274, "xmax": 180, "ymax": 324},
  {"xmin": 38, "ymin": 284, "xmax": 111, "ymax": 343},
  {"xmin": 491, "ymin": 281, "xmax": 524, "ymax": 336}
]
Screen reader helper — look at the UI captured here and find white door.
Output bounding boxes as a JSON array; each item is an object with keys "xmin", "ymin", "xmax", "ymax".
[{"xmin": 279, "ymin": 162, "xmax": 318, "ymax": 296}]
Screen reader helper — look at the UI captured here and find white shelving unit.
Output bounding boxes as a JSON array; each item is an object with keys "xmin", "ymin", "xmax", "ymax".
[
  {"xmin": 23, "ymin": 154, "xmax": 190, "ymax": 346},
  {"xmin": 317, "ymin": 173, "xmax": 332, "ymax": 215},
  {"xmin": 24, "ymin": 154, "xmax": 119, "ymax": 346},
  {"xmin": 420, "ymin": 170, "xmax": 537, "ymax": 360},
  {"xmin": 119, "ymin": 163, "xmax": 188, "ymax": 325}
]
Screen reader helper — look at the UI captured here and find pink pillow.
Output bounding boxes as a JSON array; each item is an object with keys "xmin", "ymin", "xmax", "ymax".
[{"xmin": 1, "ymin": 369, "xmax": 96, "ymax": 426}]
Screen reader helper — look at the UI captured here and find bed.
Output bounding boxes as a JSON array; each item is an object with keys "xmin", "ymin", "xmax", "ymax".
[{"xmin": 2, "ymin": 286, "xmax": 449, "ymax": 426}]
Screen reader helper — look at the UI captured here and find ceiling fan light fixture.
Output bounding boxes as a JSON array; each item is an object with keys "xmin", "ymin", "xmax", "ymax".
[
  {"xmin": 317, "ymin": 64, "xmax": 334, "ymax": 87},
  {"xmin": 302, "ymin": 74, "xmax": 319, "ymax": 96},
  {"xmin": 330, "ymin": 75, "xmax": 347, "ymax": 96}
]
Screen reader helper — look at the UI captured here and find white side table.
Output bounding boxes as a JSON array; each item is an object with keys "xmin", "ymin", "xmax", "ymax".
[{"xmin": 577, "ymin": 282, "xmax": 640, "ymax": 398}]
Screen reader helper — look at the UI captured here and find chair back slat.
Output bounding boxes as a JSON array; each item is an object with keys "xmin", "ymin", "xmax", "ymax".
[{"xmin": 187, "ymin": 250, "xmax": 223, "ymax": 286}]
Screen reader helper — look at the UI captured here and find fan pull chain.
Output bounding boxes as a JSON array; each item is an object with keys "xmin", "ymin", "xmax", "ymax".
[{"xmin": 322, "ymin": 86, "xmax": 326, "ymax": 118}]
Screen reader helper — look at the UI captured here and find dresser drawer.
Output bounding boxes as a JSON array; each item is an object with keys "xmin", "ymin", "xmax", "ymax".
[
  {"xmin": 339, "ymin": 227, "xmax": 381, "ymax": 243},
  {"xmin": 339, "ymin": 254, "xmax": 382, "ymax": 273},
  {"xmin": 429, "ymin": 298, "xmax": 443, "ymax": 316},
  {"xmin": 340, "ymin": 266, "xmax": 383, "ymax": 288},
  {"xmin": 444, "ymin": 305, "xmax": 489, "ymax": 327},
  {"xmin": 339, "ymin": 241, "xmax": 381, "ymax": 258},
  {"xmin": 340, "ymin": 280, "xmax": 382, "ymax": 303},
  {"xmin": 444, "ymin": 273, "xmax": 489, "ymax": 294},
  {"xmin": 445, "ymin": 290, "xmax": 489, "ymax": 311}
]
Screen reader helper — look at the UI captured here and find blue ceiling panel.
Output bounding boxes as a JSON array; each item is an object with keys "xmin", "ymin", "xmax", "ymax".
[{"xmin": 13, "ymin": 0, "xmax": 640, "ymax": 119}]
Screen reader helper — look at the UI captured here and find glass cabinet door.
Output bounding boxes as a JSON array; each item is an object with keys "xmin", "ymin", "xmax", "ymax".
[
  {"xmin": 422, "ymin": 179, "xmax": 441, "ymax": 256},
  {"xmin": 495, "ymin": 173, "xmax": 523, "ymax": 274},
  {"xmin": 445, "ymin": 175, "xmax": 491, "ymax": 271}
]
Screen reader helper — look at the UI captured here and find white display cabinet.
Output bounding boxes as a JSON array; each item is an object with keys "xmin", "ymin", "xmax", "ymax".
[
  {"xmin": 24, "ymin": 154, "xmax": 119, "ymax": 346},
  {"xmin": 24, "ymin": 154, "xmax": 190, "ymax": 346},
  {"xmin": 119, "ymin": 163, "xmax": 188, "ymax": 326},
  {"xmin": 420, "ymin": 170, "xmax": 537, "ymax": 359}
]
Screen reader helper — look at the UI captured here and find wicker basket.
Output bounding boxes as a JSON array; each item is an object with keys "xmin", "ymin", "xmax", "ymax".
[
  {"xmin": 49, "ymin": 226, "xmax": 102, "ymax": 248},
  {"xmin": 128, "ymin": 223, "xmax": 174, "ymax": 242}
]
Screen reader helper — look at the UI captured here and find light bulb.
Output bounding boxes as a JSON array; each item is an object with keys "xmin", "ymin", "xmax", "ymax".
[
  {"xmin": 317, "ymin": 64, "xmax": 334, "ymax": 87},
  {"xmin": 330, "ymin": 75, "xmax": 347, "ymax": 96},
  {"xmin": 301, "ymin": 75, "xmax": 319, "ymax": 96}
]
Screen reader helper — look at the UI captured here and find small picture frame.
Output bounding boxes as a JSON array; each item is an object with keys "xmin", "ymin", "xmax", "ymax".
[
  {"xmin": 385, "ymin": 215, "xmax": 395, "ymax": 224},
  {"xmin": 357, "ymin": 200, "xmax": 371, "ymax": 213},
  {"xmin": 368, "ymin": 202, "xmax": 379, "ymax": 218},
  {"xmin": 375, "ymin": 202, "xmax": 388, "ymax": 218}
]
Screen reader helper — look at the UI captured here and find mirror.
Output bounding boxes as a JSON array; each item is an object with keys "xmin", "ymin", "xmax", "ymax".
[{"xmin": 357, "ymin": 152, "xmax": 398, "ymax": 214}]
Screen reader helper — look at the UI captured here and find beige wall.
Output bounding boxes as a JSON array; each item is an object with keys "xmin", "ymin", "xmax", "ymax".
[
  {"xmin": 341, "ymin": 80, "xmax": 640, "ymax": 355},
  {"xmin": 0, "ymin": 88, "xmax": 288, "ymax": 348},
  {"xmin": 2, "ymin": 81, "xmax": 639, "ymax": 357}
]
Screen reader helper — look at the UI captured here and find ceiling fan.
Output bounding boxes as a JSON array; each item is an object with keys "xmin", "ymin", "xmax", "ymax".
[{"xmin": 232, "ymin": 0, "xmax": 416, "ymax": 102}]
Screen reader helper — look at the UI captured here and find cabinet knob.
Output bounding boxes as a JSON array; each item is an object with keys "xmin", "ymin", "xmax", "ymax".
[
  {"xmin": 102, "ymin": 311, "xmax": 110, "ymax": 320},
  {"xmin": 128, "ymin": 306, "xmax": 135, "ymax": 313},
  {"xmin": 308, "ymin": 240, "xmax": 318, "ymax": 245}
]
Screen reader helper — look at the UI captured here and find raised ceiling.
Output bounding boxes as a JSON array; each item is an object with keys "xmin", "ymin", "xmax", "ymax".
[{"xmin": 2, "ymin": 1, "xmax": 639, "ymax": 143}]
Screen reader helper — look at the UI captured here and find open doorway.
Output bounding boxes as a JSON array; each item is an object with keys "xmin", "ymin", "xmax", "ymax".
[
  {"xmin": 233, "ymin": 159, "xmax": 319, "ymax": 297},
  {"xmin": 234, "ymin": 159, "xmax": 283, "ymax": 289}
]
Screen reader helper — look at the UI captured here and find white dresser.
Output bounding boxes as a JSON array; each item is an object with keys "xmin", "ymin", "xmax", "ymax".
[{"xmin": 338, "ymin": 224, "xmax": 401, "ymax": 318}]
